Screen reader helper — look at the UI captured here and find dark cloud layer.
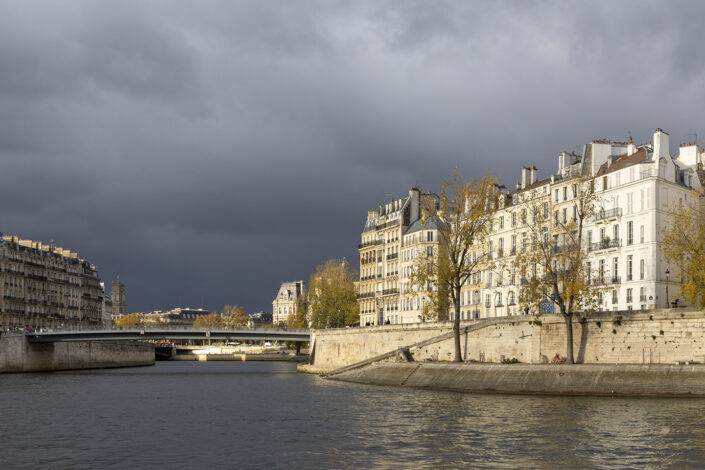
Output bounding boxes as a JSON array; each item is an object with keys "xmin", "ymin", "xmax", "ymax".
[{"xmin": 1, "ymin": 1, "xmax": 704, "ymax": 313}]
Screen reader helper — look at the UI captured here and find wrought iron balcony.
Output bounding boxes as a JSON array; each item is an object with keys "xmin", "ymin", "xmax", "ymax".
[
  {"xmin": 589, "ymin": 239, "xmax": 621, "ymax": 252},
  {"xmin": 358, "ymin": 240, "xmax": 382, "ymax": 249},
  {"xmin": 591, "ymin": 208, "xmax": 622, "ymax": 223}
]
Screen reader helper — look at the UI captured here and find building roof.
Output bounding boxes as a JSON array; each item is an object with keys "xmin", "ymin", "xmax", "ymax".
[
  {"xmin": 404, "ymin": 216, "xmax": 444, "ymax": 234},
  {"xmin": 596, "ymin": 147, "xmax": 650, "ymax": 176}
]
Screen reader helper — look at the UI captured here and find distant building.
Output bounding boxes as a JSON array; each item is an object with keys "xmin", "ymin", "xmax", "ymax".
[
  {"xmin": 110, "ymin": 278, "xmax": 126, "ymax": 318},
  {"xmin": 272, "ymin": 281, "xmax": 305, "ymax": 325},
  {"xmin": 0, "ymin": 235, "xmax": 104, "ymax": 331},
  {"xmin": 248, "ymin": 311, "xmax": 273, "ymax": 327},
  {"xmin": 142, "ymin": 307, "xmax": 214, "ymax": 326}
]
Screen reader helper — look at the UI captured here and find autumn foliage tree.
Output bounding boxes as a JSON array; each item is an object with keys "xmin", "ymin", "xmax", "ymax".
[
  {"xmin": 663, "ymin": 195, "xmax": 705, "ymax": 309},
  {"xmin": 413, "ymin": 170, "xmax": 498, "ymax": 362},
  {"xmin": 223, "ymin": 305, "xmax": 249, "ymax": 328},
  {"xmin": 193, "ymin": 313, "xmax": 225, "ymax": 329},
  {"xmin": 112, "ymin": 313, "xmax": 146, "ymax": 329},
  {"xmin": 308, "ymin": 259, "xmax": 359, "ymax": 329}
]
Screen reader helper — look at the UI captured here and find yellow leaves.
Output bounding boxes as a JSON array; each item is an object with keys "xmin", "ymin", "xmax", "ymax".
[{"xmin": 664, "ymin": 201, "xmax": 705, "ymax": 308}]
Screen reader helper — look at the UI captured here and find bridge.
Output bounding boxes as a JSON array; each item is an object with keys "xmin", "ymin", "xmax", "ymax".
[{"xmin": 24, "ymin": 329, "xmax": 311, "ymax": 343}]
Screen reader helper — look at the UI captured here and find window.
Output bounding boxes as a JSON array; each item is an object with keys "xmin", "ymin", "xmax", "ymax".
[
  {"xmin": 627, "ymin": 255, "xmax": 633, "ymax": 281},
  {"xmin": 600, "ymin": 227, "xmax": 606, "ymax": 242},
  {"xmin": 511, "ymin": 212, "xmax": 516, "ymax": 226},
  {"xmin": 563, "ymin": 186, "xmax": 567, "ymax": 201},
  {"xmin": 627, "ymin": 221, "xmax": 633, "ymax": 245},
  {"xmin": 627, "ymin": 288, "xmax": 633, "ymax": 303},
  {"xmin": 543, "ymin": 202, "xmax": 549, "ymax": 218},
  {"xmin": 521, "ymin": 232, "xmax": 527, "ymax": 253},
  {"xmin": 572, "ymin": 184, "xmax": 577, "ymax": 198},
  {"xmin": 586, "ymin": 261, "xmax": 592, "ymax": 283},
  {"xmin": 562, "ymin": 208, "xmax": 567, "ymax": 224},
  {"xmin": 511, "ymin": 235, "xmax": 517, "ymax": 252},
  {"xmin": 426, "ymin": 231, "xmax": 434, "ymax": 242},
  {"xmin": 499, "ymin": 216, "xmax": 504, "ymax": 229},
  {"xmin": 555, "ymin": 189, "xmax": 559, "ymax": 202},
  {"xmin": 572, "ymin": 205, "xmax": 577, "ymax": 221},
  {"xmin": 587, "ymin": 230, "xmax": 592, "ymax": 246},
  {"xmin": 640, "ymin": 286, "xmax": 646, "ymax": 302},
  {"xmin": 599, "ymin": 259, "xmax": 605, "ymax": 283},
  {"xmin": 554, "ymin": 210, "xmax": 559, "ymax": 224},
  {"xmin": 612, "ymin": 289, "xmax": 618, "ymax": 305},
  {"xmin": 613, "ymin": 224, "xmax": 619, "ymax": 241},
  {"xmin": 603, "ymin": 176, "xmax": 608, "ymax": 190},
  {"xmin": 640, "ymin": 225, "xmax": 644, "ymax": 243},
  {"xmin": 640, "ymin": 259, "xmax": 645, "ymax": 280},
  {"xmin": 613, "ymin": 257, "xmax": 619, "ymax": 281}
]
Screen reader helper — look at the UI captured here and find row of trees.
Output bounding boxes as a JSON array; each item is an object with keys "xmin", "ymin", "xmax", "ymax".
[{"xmin": 112, "ymin": 305, "xmax": 250, "ymax": 329}]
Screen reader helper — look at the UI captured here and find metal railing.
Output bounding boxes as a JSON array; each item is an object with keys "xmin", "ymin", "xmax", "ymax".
[
  {"xmin": 589, "ymin": 239, "xmax": 622, "ymax": 251},
  {"xmin": 358, "ymin": 240, "xmax": 382, "ymax": 249},
  {"xmin": 591, "ymin": 208, "xmax": 622, "ymax": 223}
]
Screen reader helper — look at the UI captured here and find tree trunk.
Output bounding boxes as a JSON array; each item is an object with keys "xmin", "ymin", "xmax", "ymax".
[
  {"xmin": 563, "ymin": 313, "xmax": 574, "ymax": 364},
  {"xmin": 453, "ymin": 290, "xmax": 462, "ymax": 362}
]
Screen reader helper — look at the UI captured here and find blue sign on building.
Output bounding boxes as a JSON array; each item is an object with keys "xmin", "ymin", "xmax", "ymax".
[{"xmin": 540, "ymin": 302, "xmax": 554, "ymax": 313}]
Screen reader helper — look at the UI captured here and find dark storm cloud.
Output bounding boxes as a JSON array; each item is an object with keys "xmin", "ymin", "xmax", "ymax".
[{"xmin": 1, "ymin": 0, "xmax": 704, "ymax": 313}]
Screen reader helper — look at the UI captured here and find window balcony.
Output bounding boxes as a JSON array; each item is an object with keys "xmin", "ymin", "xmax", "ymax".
[
  {"xmin": 591, "ymin": 208, "xmax": 622, "ymax": 223},
  {"xmin": 589, "ymin": 239, "xmax": 622, "ymax": 252}
]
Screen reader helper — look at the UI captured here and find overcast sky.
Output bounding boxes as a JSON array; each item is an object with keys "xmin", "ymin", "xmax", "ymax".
[{"xmin": 1, "ymin": 1, "xmax": 704, "ymax": 314}]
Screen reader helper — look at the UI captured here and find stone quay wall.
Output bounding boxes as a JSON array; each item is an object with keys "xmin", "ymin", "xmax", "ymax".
[
  {"xmin": 306, "ymin": 309, "xmax": 705, "ymax": 373},
  {"xmin": 330, "ymin": 362, "xmax": 705, "ymax": 397},
  {"xmin": 0, "ymin": 333, "xmax": 155, "ymax": 373}
]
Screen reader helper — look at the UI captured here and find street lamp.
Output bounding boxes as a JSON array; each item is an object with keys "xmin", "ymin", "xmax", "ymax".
[{"xmin": 665, "ymin": 268, "xmax": 670, "ymax": 308}]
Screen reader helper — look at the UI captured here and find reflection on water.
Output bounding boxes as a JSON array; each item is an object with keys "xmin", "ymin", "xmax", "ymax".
[{"xmin": 1, "ymin": 361, "xmax": 705, "ymax": 468}]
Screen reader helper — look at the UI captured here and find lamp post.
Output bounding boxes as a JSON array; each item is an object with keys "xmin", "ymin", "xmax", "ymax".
[{"xmin": 665, "ymin": 268, "xmax": 670, "ymax": 308}]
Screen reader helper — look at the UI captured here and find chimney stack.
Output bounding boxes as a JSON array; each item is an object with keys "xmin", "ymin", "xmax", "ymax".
[
  {"xmin": 529, "ymin": 165, "xmax": 537, "ymax": 184},
  {"xmin": 521, "ymin": 166, "xmax": 528, "ymax": 189},
  {"xmin": 654, "ymin": 128, "xmax": 670, "ymax": 160}
]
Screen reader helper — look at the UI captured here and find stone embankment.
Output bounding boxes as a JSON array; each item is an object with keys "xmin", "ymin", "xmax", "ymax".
[
  {"xmin": 302, "ymin": 309, "xmax": 705, "ymax": 375},
  {"xmin": 0, "ymin": 332, "xmax": 154, "ymax": 373},
  {"xmin": 327, "ymin": 362, "xmax": 705, "ymax": 397}
]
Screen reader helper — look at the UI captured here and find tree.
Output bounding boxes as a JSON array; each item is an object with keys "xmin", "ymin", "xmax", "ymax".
[
  {"xmin": 286, "ymin": 295, "xmax": 308, "ymax": 354},
  {"xmin": 413, "ymin": 170, "xmax": 498, "ymax": 362},
  {"xmin": 663, "ymin": 195, "xmax": 705, "ymax": 308},
  {"xmin": 193, "ymin": 313, "xmax": 225, "ymax": 329},
  {"xmin": 112, "ymin": 313, "xmax": 146, "ymax": 329},
  {"xmin": 223, "ymin": 305, "xmax": 249, "ymax": 328},
  {"xmin": 308, "ymin": 259, "xmax": 359, "ymax": 329},
  {"xmin": 517, "ymin": 174, "xmax": 601, "ymax": 363}
]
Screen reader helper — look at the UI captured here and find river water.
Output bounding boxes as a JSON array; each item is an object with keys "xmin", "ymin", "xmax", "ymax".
[{"xmin": 2, "ymin": 361, "xmax": 705, "ymax": 469}]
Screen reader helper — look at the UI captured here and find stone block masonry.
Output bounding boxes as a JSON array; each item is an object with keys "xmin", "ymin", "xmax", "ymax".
[
  {"xmin": 303, "ymin": 309, "xmax": 705, "ymax": 374},
  {"xmin": 0, "ymin": 333, "xmax": 154, "ymax": 373}
]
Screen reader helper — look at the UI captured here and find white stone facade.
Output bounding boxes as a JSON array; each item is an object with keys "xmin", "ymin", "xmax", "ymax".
[{"xmin": 272, "ymin": 280, "xmax": 305, "ymax": 325}]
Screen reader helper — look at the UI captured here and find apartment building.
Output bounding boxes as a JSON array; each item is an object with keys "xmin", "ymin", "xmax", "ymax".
[
  {"xmin": 476, "ymin": 128, "xmax": 704, "ymax": 318},
  {"xmin": 0, "ymin": 235, "xmax": 104, "ymax": 331},
  {"xmin": 272, "ymin": 280, "xmax": 305, "ymax": 325},
  {"xmin": 361, "ymin": 128, "xmax": 704, "ymax": 325},
  {"xmin": 358, "ymin": 188, "xmax": 440, "ymax": 326}
]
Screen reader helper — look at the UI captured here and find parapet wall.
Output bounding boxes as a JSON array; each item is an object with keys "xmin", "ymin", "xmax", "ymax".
[
  {"xmin": 308, "ymin": 309, "xmax": 705, "ymax": 373},
  {"xmin": 0, "ymin": 333, "xmax": 155, "ymax": 373}
]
